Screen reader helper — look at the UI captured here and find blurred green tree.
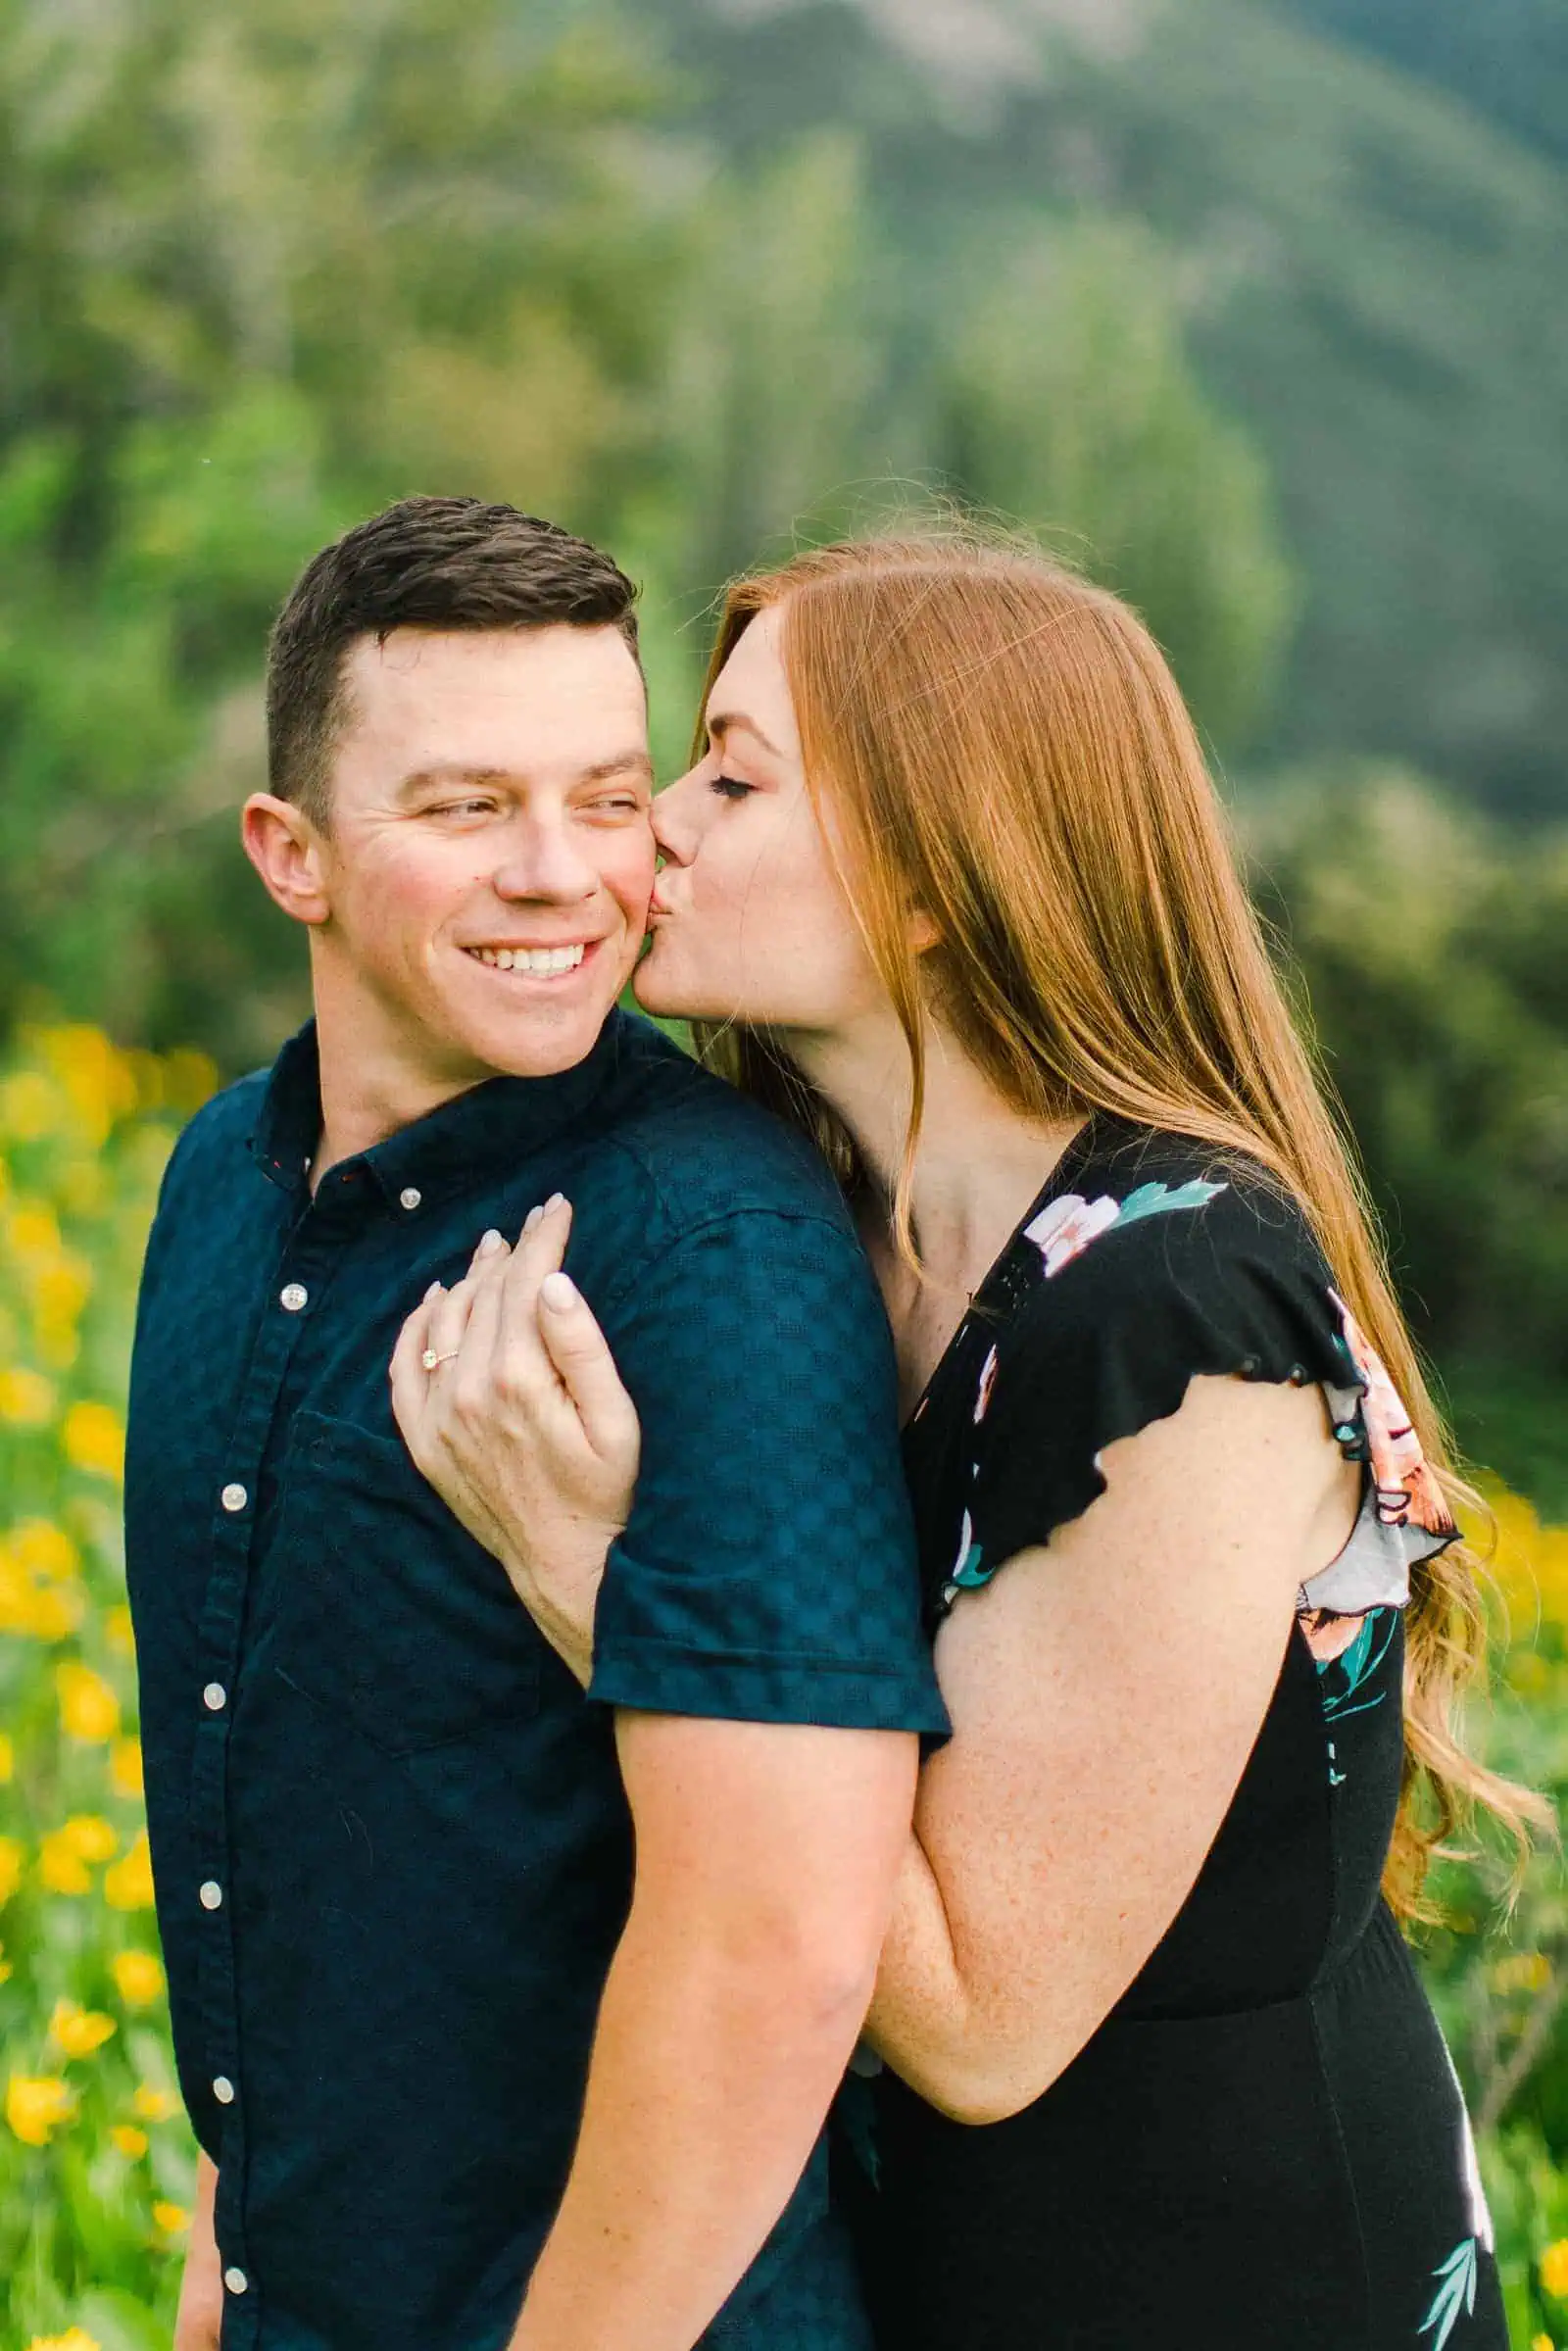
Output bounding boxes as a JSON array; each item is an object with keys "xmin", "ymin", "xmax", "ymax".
[{"xmin": 1245, "ymin": 770, "xmax": 1568, "ymax": 1494}]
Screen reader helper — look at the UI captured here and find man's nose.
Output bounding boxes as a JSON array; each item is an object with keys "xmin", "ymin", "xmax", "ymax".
[
  {"xmin": 650, "ymin": 768, "xmax": 702, "ymax": 865},
  {"xmin": 491, "ymin": 816, "xmax": 598, "ymax": 904}
]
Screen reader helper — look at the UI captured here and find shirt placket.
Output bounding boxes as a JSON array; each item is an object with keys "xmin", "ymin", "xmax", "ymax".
[{"xmin": 192, "ymin": 1184, "xmax": 356, "ymax": 2340}]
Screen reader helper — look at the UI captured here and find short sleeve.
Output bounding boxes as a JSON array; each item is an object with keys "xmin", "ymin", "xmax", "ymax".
[
  {"xmin": 953, "ymin": 1172, "xmax": 1455, "ymax": 1617},
  {"xmin": 586, "ymin": 1209, "xmax": 950, "ymax": 1736}
]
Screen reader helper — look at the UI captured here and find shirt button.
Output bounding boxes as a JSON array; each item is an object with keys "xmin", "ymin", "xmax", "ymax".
[
  {"xmin": 220, "ymin": 1483, "xmax": 248, "ymax": 1514},
  {"xmin": 213, "ymin": 2075, "xmax": 236, "ymax": 2104},
  {"xmin": 399, "ymin": 1187, "xmax": 422, "ymax": 1211},
  {"xmin": 223, "ymin": 2267, "xmax": 249, "ymax": 2295},
  {"xmin": 279, "ymin": 1282, "xmax": 309, "ymax": 1313},
  {"xmin": 199, "ymin": 1881, "xmax": 223, "ymax": 1910},
  {"xmin": 203, "ymin": 1683, "xmax": 227, "ymax": 1712}
]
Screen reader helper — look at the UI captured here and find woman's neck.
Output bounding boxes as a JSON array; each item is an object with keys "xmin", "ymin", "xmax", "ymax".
[{"xmin": 792, "ymin": 1012, "xmax": 1084, "ymax": 1391}]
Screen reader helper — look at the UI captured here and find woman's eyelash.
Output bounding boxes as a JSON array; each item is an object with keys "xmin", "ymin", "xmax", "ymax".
[{"xmin": 710, "ymin": 773, "xmax": 754, "ymax": 800}]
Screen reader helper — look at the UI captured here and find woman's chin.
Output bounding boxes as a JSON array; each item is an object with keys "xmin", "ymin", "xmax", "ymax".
[{"xmin": 630, "ymin": 955, "xmax": 702, "ymax": 1022}]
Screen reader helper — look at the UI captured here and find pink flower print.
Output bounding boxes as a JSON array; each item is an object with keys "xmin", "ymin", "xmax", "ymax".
[
  {"xmin": 1332, "ymin": 1293, "xmax": 1456, "ymax": 1539},
  {"xmin": 973, "ymin": 1345, "xmax": 999, "ymax": 1423},
  {"xmin": 1024, "ymin": 1192, "xmax": 1121, "ymax": 1279}
]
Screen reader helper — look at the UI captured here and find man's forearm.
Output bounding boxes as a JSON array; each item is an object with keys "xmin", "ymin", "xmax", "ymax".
[{"xmin": 510, "ymin": 1900, "xmax": 871, "ymax": 2350}]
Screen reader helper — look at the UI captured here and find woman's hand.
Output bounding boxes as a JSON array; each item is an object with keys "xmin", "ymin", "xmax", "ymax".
[{"xmin": 390, "ymin": 1197, "xmax": 642, "ymax": 1686}]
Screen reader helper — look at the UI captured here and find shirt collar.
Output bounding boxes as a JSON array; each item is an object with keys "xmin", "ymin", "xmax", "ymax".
[{"xmin": 249, "ymin": 1013, "xmax": 630, "ymax": 1212}]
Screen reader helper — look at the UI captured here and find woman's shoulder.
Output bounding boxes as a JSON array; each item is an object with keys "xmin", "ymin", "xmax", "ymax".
[{"xmin": 1003, "ymin": 1117, "xmax": 1328, "ymax": 1318}]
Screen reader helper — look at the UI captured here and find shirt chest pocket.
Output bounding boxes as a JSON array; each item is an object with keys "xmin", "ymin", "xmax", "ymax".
[{"xmin": 268, "ymin": 1409, "xmax": 543, "ymax": 1754}]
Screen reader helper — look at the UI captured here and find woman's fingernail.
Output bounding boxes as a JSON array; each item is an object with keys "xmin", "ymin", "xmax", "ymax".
[
  {"xmin": 543, "ymin": 1192, "xmax": 565, "ymax": 1215},
  {"xmin": 540, "ymin": 1272, "xmax": 577, "ymax": 1311},
  {"xmin": 523, "ymin": 1204, "xmax": 544, "ymax": 1234},
  {"xmin": 476, "ymin": 1228, "xmax": 505, "ymax": 1257},
  {"xmin": 424, "ymin": 1281, "xmax": 444, "ymax": 1301}
]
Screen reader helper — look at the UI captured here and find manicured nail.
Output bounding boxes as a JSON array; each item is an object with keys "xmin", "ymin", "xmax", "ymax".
[
  {"xmin": 424, "ymin": 1281, "xmax": 444, "ymax": 1301},
  {"xmin": 540, "ymin": 1272, "xmax": 577, "ymax": 1311},
  {"xmin": 543, "ymin": 1192, "xmax": 565, "ymax": 1215},
  {"xmin": 475, "ymin": 1228, "xmax": 506, "ymax": 1257},
  {"xmin": 523, "ymin": 1204, "xmax": 544, "ymax": 1234}
]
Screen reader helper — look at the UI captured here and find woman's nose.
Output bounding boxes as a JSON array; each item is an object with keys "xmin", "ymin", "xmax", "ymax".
[{"xmin": 650, "ymin": 766, "xmax": 702, "ymax": 864}]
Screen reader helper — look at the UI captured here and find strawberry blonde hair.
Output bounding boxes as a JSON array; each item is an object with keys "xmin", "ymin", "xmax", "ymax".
[{"xmin": 691, "ymin": 528, "xmax": 1544, "ymax": 1919}]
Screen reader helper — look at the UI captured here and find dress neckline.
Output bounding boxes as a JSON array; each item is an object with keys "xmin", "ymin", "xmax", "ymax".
[{"xmin": 897, "ymin": 1111, "xmax": 1105, "ymax": 1435}]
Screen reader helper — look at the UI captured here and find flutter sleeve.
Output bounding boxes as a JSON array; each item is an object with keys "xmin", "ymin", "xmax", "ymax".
[{"xmin": 942, "ymin": 1165, "xmax": 1455, "ymax": 1626}]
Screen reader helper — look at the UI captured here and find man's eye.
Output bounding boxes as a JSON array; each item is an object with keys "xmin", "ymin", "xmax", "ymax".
[
  {"xmin": 710, "ymin": 774, "xmax": 755, "ymax": 801},
  {"xmin": 432, "ymin": 799, "xmax": 497, "ymax": 819}
]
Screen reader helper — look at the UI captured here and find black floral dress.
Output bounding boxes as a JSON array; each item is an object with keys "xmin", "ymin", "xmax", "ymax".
[{"xmin": 855, "ymin": 1117, "xmax": 1505, "ymax": 2351}]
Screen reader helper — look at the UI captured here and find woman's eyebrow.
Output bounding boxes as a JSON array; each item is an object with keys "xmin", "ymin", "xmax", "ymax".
[{"xmin": 707, "ymin": 710, "xmax": 784, "ymax": 759}]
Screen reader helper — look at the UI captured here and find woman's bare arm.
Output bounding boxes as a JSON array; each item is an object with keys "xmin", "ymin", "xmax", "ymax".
[{"xmin": 862, "ymin": 1371, "xmax": 1358, "ymax": 2122}]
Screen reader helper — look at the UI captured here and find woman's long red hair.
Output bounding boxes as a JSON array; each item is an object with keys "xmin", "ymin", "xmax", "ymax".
[{"xmin": 692, "ymin": 529, "xmax": 1545, "ymax": 1919}]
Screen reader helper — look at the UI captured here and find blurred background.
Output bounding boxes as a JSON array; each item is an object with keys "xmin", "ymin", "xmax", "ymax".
[{"xmin": 0, "ymin": 0, "xmax": 1565, "ymax": 2344}]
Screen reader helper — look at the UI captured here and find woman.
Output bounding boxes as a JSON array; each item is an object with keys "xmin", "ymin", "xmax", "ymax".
[{"xmin": 392, "ymin": 534, "xmax": 1540, "ymax": 2347}]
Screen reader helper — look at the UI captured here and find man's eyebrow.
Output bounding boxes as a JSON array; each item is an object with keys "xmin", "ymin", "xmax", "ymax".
[
  {"xmin": 394, "ymin": 754, "xmax": 654, "ymax": 800},
  {"xmin": 707, "ymin": 710, "xmax": 784, "ymax": 760},
  {"xmin": 575, "ymin": 751, "xmax": 656, "ymax": 788}
]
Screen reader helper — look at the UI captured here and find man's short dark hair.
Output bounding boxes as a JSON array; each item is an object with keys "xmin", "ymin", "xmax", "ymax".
[{"xmin": 266, "ymin": 496, "xmax": 641, "ymax": 826}]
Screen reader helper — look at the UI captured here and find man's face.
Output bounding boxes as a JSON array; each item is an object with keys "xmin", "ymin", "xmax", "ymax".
[{"xmin": 312, "ymin": 625, "xmax": 655, "ymax": 1089}]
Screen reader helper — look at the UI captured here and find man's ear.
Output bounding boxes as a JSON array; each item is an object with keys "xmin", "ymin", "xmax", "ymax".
[
  {"xmin": 907, "ymin": 906, "xmax": 943, "ymax": 956},
  {"xmin": 241, "ymin": 794, "xmax": 332, "ymax": 927}
]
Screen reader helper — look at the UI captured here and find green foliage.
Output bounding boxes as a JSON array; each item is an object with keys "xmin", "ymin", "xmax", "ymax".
[
  {"xmin": 1243, "ymin": 771, "xmax": 1568, "ymax": 1438},
  {"xmin": 652, "ymin": 0, "xmax": 1568, "ymax": 816}
]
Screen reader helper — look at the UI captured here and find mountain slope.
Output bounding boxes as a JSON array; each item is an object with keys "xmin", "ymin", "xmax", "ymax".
[{"xmin": 650, "ymin": 0, "xmax": 1568, "ymax": 814}]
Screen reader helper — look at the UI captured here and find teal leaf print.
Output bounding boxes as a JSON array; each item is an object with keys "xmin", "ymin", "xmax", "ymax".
[
  {"xmin": 1113, "ymin": 1178, "xmax": 1227, "ymax": 1226},
  {"xmin": 1025, "ymin": 1179, "xmax": 1227, "ymax": 1278},
  {"xmin": 941, "ymin": 1508, "xmax": 995, "ymax": 1608},
  {"xmin": 1418, "ymin": 2237, "xmax": 1478, "ymax": 2350},
  {"xmin": 1318, "ymin": 1606, "xmax": 1397, "ymax": 1725}
]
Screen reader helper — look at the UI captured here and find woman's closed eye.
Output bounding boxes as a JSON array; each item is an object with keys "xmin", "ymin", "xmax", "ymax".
[{"xmin": 710, "ymin": 773, "xmax": 756, "ymax": 802}]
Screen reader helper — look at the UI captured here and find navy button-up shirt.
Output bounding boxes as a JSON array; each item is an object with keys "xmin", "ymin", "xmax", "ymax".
[{"xmin": 124, "ymin": 1009, "xmax": 946, "ymax": 2351}]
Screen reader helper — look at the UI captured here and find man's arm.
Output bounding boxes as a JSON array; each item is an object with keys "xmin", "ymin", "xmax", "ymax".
[
  {"xmin": 511, "ymin": 1711, "xmax": 918, "ymax": 2351},
  {"xmin": 173, "ymin": 2151, "xmax": 224, "ymax": 2350}
]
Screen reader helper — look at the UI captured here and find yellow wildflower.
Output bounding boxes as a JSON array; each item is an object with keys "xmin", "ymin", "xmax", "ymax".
[
  {"xmin": 44, "ymin": 1023, "xmax": 138, "ymax": 1145},
  {"xmin": 111, "ymin": 2124, "xmax": 149, "ymax": 2159},
  {"xmin": 1544, "ymin": 2239, "xmax": 1568, "ymax": 2298},
  {"xmin": 14, "ymin": 1520, "xmax": 79, "ymax": 1580},
  {"xmin": 62, "ymin": 1401, "xmax": 125, "ymax": 1483},
  {"xmin": 153, "ymin": 2202, "xmax": 191, "ymax": 2235},
  {"xmin": 39, "ymin": 1815, "xmax": 117, "ymax": 1893},
  {"xmin": 111, "ymin": 1949, "xmax": 165, "ymax": 2006},
  {"xmin": 131, "ymin": 2083, "xmax": 177, "ymax": 2123},
  {"xmin": 48, "ymin": 1998, "xmax": 118, "ymax": 2059},
  {"xmin": 110, "ymin": 1736, "xmax": 144, "ymax": 1798},
  {"xmin": 24, "ymin": 2330, "xmax": 101, "ymax": 2351},
  {"xmin": 0, "ymin": 1066, "xmax": 59, "ymax": 1141},
  {"xmin": 56, "ymin": 1660, "xmax": 120, "ymax": 1743},
  {"xmin": 0, "ymin": 1948, "xmax": 11, "ymax": 1984},
  {"xmin": 6, "ymin": 1201, "xmax": 61, "ymax": 1258},
  {"xmin": 103, "ymin": 1828, "xmax": 154, "ymax": 1911},
  {"xmin": 0, "ymin": 1731, "xmax": 13, "ymax": 1782},
  {"xmin": 1532, "ymin": 2334, "xmax": 1555, "ymax": 2351},
  {"xmin": 34, "ymin": 1255, "xmax": 92, "ymax": 1328},
  {"xmin": 37, "ymin": 1834, "xmax": 90, "ymax": 1897},
  {"xmin": 6, "ymin": 2073, "xmax": 74, "ymax": 2145},
  {"xmin": 0, "ymin": 1836, "xmax": 24, "ymax": 1905},
  {"xmin": 0, "ymin": 1366, "xmax": 56, "ymax": 1425},
  {"xmin": 105, "ymin": 1603, "xmax": 135, "ymax": 1657}
]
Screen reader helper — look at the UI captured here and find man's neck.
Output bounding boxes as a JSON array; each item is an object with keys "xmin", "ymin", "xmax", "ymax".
[{"xmin": 309, "ymin": 982, "xmax": 487, "ymax": 1191}]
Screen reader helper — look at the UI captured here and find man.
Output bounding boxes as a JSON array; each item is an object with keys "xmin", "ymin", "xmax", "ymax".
[{"xmin": 124, "ymin": 497, "xmax": 946, "ymax": 2351}]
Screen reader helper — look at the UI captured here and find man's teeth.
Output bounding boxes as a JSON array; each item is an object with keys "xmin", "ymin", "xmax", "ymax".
[{"xmin": 470, "ymin": 944, "xmax": 587, "ymax": 975}]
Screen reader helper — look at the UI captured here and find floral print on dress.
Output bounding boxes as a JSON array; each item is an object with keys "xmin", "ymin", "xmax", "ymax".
[
  {"xmin": 1024, "ymin": 1179, "xmax": 1226, "ymax": 1279},
  {"xmin": 1331, "ymin": 1292, "xmax": 1455, "ymax": 1539},
  {"xmin": 941, "ymin": 1508, "xmax": 993, "ymax": 1608},
  {"xmin": 1420, "ymin": 2056, "xmax": 1494, "ymax": 2348},
  {"xmin": 973, "ymin": 1346, "xmax": 999, "ymax": 1424}
]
